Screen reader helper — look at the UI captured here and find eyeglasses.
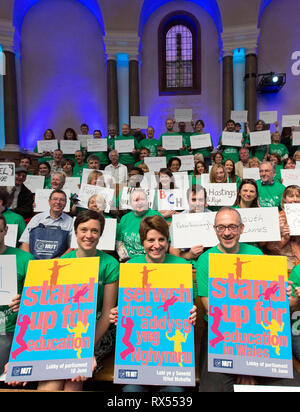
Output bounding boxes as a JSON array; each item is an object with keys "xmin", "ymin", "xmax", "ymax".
[{"xmin": 215, "ymin": 224, "xmax": 241, "ymax": 233}]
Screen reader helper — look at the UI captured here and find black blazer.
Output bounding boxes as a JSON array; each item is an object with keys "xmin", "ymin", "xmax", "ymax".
[{"xmin": 11, "ymin": 184, "xmax": 34, "ymax": 219}]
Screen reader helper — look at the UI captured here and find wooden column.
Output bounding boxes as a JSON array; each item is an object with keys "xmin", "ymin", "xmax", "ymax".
[
  {"xmin": 222, "ymin": 53, "xmax": 234, "ymax": 128},
  {"xmin": 129, "ymin": 57, "xmax": 140, "ymax": 118},
  {"xmin": 245, "ymin": 52, "xmax": 258, "ymax": 131},
  {"xmin": 107, "ymin": 56, "xmax": 119, "ymax": 132}
]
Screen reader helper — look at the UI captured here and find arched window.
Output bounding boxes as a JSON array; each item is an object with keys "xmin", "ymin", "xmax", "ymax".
[{"xmin": 158, "ymin": 11, "xmax": 201, "ymax": 95}]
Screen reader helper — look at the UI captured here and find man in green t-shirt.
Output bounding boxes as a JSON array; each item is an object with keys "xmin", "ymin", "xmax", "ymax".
[
  {"xmin": 138, "ymin": 126, "xmax": 160, "ymax": 157},
  {"xmin": 0, "ymin": 189, "xmax": 26, "ymax": 243},
  {"xmin": 112, "ymin": 124, "xmax": 139, "ymax": 168},
  {"xmin": 159, "ymin": 118, "xmax": 186, "ymax": 161},
  {"xmin": 0, "ymin": 214, "xmax": 34, "ymax": 375},
  {"xmin": 196, "ymin": 207, "xmax": 264, "ymax": 392},
  {"xmin": 256, "ymin": 161, "xmax": 285, "ymax": 207}
]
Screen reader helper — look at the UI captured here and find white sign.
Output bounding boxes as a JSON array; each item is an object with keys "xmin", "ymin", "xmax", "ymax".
[
  {"xmin": 5, "ymin": 224, "xmax": 18, "ymax": 248},
  {"xmin": 172, "ymin": 212, "xmax": 217, "ymax": 248},
  {"xmin": 87, "ymin": 138, "xmax": 107, "ymax": 152},
  {"xmin": 119, "ymin": 187, "xmax": 154, "ymax": 211},
  {"xmin": 157, "ymin": 189, "xmax": 188, "ymax": 211},
  {"xmin": 115, "ymin": 139, "xmax": 135, "ymax": 154},
  {"xmin": 63, "ymin": 177, "xmax": 81, "ymax": 194},
  {"xmin": 190, "ymin": 134, "xmax": 212, "ymax": 149},
  {"xmin": 222, "ymin": 132, "xmax": 243, "ymax": 147},
  {"xmin": 130, "ymin": 116, "xmax": 148, "ymax": 130},
  {"xmin": 178, "ymin": 155, "xmax": 194, "ymax": 171},
  {"xmin": 81, "ymin": 168, "xmax": 115, "ymax": 187},
  {"xmin": 71, "ymin": 218, "xmax": 117, "ymax": 251},
  {"xmin": 281, "ymin": 169, "xmax": 300, "ymax": 187},
  {"xmin": 259, "ymin": 111, "xmax": 278, "ymax": 124},
  {"xmin": 0, "ymin": 255, "xmax": 17, "ymax": 306},
  {"xmin": 296, "ymin": 162, "xmax": 300, "ymax": 170},
  {"xmin": 243, "ymin": 168, "xmax": 260, "ymax": 181},
  {"xmin": 231, "ymin": 110, "xmax": 248, "ymax": 123},
  {"xmin": 238, "ymin": 207, "xmax": 281, "ymax": 243},
  {"xmin": 282, "ymin": 115, "xmax": 300, "ymax": 128},
  {"xmin": 284, "ymin": 203, "xmax": 300, "ymax": 236},
  {"xmin": 77, "ymin": 134, "xmax": 93, "ymax": 148},
  {"xmin": 293, "ymin": 131, "xmax": 300, "ymax": 146},
  {"xmin": 174, "ymin": 108, "xmax": 192, "ymax": 123},
  {"xmin": 59, "ymin": 140, "xmax": 81, "ymax": 154},
  {"xmin": 250, "ymin": 130, "xmax": 271, "ymax": 146},
  {"xmin": 204, "ymin": 183, "xmax": 237, "ymax": 206},
  {"xmin": 77, "ymin": 184, "xmax": 115, "ymax": 212},
  {"xmin": 37, "ymin": 139, "xmax": 58, "ymax": 153},
  {"xmin": 24, "ymin": 175, "xmax": 45, "ymax": 193},
  {"xmin": 162, "ymin": 135, "xmax": 182, "ymax": 150},
  {"xmin": 144, "ymin": 157, "xmax": 167, "ymax": 173},
  {"xmin": 0, "ymin": 163, "xmax": 15, "ymax": 187},
  {"xmin": 34, "ymin": 189, "xmax": 70, "ymax": 212}
]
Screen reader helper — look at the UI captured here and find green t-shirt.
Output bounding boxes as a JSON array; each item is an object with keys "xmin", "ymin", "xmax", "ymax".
[
  {"xmin": 73, "ymin": 162, "xmax": 88, "ymax": 178},
  {"xmin": 256, "ymin": 179, "xmax": 285, "ymax": 208},
  {"xmin": 190, "ymin": 132, "xmax": 213, "ymax": 158},
  {"xmin": 128, "ymin": 253, "xmax": 188, "ymax": 265},
  {"xmin": 159, "ymin": 132, "xmax": 182, "ymax": 161},
  {"xmin": 3, "ymin": 209, "xmax": 26, "ymax": 242},
  {"xmin": 196, "ymin": 243, "xmax": 263, "ymax": 321},
  {"xmin": 34, "ymin": 144, "xmax": 53, "ymax": 164},
  {"xmin": 0, "ymin": 247, "xmax": 35, "ymax": 333},
  {"xmin": 116, "ymin": 209, "xmax": 163, "ymax": 258},
  {"xmin": 112, "ymin": 135, "xmax": 138, "ymax": 165},
  {"xmin": 289, "ymin": 265, "xmax": 300, "ymax": 297},
  {"xmin": 253, "ymin": 145, "xmax": 268, "ymax": 162},
  {"xmin": 218, "ymin": 135, "xmax": 240, "ymax": 163},
  {"xmin": 269, "ymin": 143, "xmax": 289, "ymax": 158},
  {"xmin": 138, "ymin": 138, "xmax": 160, "ymax": 157},
  {"xmin": 60, "ymin": 249, "xmax": 119, "ymax": 315}
]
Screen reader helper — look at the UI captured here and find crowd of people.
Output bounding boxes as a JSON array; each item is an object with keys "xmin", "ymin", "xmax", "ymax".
[{"xmin": 0, "ymin": 117, "xmax": 300, "ymax": 392}]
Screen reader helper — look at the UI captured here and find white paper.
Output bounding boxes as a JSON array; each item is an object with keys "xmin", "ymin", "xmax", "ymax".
[
  {"xmin": 77, "ymin": 184, "xmax": 115, "ymax": 213},
  {"xmin": 203, "ymin": 183, "xmax": 237, "ymax": 206},
  {"xmin": 284, "ymin": 203, "xmax": 300, "ymax": 236},
  {"xmin": 172, "ymin": 172, "xmax": 190, "ymax": 190},
  {"xmin": 222, "ymin": 132, "xmax": 243, "ymax": 147},
  {"xmin": 174, "ymin": 108, "xmax": 192, "ymax": 123},
  {"xmin": 296, "ymin": 162, "xmax": 300, "ymax": 170},
  {"xmin": 238, "ymin": 207, "xmax": 281, "ymax": 242},
  {"xmin": 250, "ymin": 130, "xmax": 271, "ymax": 146},
  {"xmin": 230, "ymin": 110, "xmax": 248, "ymax": 123},
  {"xmin": 119, "ymin": 187, "xmax": 154, "ymax": 211},
  {"xmin": 115, "ymin": 139, "xmax": 135, "ymax": 154},
  {"xmin": 281, "ymin": 169, "xmax": 300, "ymax": 187},
  {"xmin": 259, "ymin": 111, "xmax": 278, "ymax": 124},
  {"xmin": 59, "ymin": 140, "xmax": 81, "ymax": 154},
  {"xmin": 77, "ymin": 134, "xmax": 93, "ymax": 148},
  {"xmin": 37, "ymin": 139, "xmax": 58, "ymax": 153},
  {"xmin": 157, "ymin": 189, "xmax": 188, "ymax": 210},
  {"xmin": 292, "ymin": 131, "xmax": 300, "ymax": 146},
  {"xmin": 0, "ymin": 163, "xmax": 15, "ymax": 187},
  {"xmin": 242, "ymin": 167, "xmax": 260, "ymax": 181},
  {"xmin": 130, "ymin": 116, "xmax": 148, "ymax": 130},
  {"xmin": 162, "ymin": 135, "xmax": 182, "ymax": 150},
  {"xmin": 24, "ymin": 175, "xmax": 45, "ymax": 193},
  {"xmin": 63, "ymin": 177, "xmax": 81, "ymax": 194},
  {"xmin": 178, "ymin": 155, "xmax": 194, "ymax": 171},
  {"xmin": 81, "ymin": 168, "xmax": 115, "ymax": 187},
  {"xmin": 34, "ymin": 189, "xmax": 70, "ymax": 212},
  {"xmin": 5, "ymin": 224, "xmax": 18, "ymax": 248},
  {"xmin": 282, "ymin": 115, "xmax": 300, "ymax": 128},
  {"xmin": 87, "ymin": 138, "xmax": 107, "ymax": 152},
  {"xmin": 71, "ymin": 218, "xmax": 117, "ymax": 251},
  {"xmin": 190, "ymin": 134, "xmax": 212, "ymax": 149},
  {"xmin": 144, "ymin": 157, "xmax": 167, "ymax": 173},
  {"xmin": 0, "ymin": 255, "xmax": 17, "ymax": 306}
]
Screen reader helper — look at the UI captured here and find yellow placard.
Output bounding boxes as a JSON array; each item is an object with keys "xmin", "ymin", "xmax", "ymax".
[
  {"xmin": 119, "ymin": 263, "xmax": 193, "ymax": 289},
  {"xmin": 24, "ymin": 257, "xmax": 100, "ymax": 287}
]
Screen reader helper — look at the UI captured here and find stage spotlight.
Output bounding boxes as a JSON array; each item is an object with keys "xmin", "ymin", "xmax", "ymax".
[{"xmin": 256, "ymin": 72, "xmax": 286, "ymax": 93}]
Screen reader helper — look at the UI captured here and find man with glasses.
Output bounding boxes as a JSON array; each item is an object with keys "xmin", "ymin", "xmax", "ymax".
[
  {"xmin": 196, "ymin": 206, "xmax": 263, "ymax": 392},
  {"xmin": 19, "ymin": 189, "xmax": 73, "ymax": 257}
]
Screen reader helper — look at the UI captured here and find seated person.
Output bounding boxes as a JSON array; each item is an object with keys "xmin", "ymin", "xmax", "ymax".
[
  {"xmin": 256, "ymin": 161, "xmax": 285, "ymax": 208},
  {"xmin": 19, "ymin": 189, "xmax": 73, "ymax": 259},
  {"xmin": 38, "ymin": 161, "xmax": 52, "ymax": 189},
  {"xmin": 0, "ymin": 188, "xmax": 26, "ymax": 243},
  {"xmin": 7, "ymin": 167, "xmax": 34, "ymax": 220}
]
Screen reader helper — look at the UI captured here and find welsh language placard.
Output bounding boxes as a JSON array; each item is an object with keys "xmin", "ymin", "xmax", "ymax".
[
  {"xmin": 114, "ymin": 263, "xmax": 195, "ymax": 387},
  {"xmin": 5, "ymin": 257, "xmax": 99, "ymax": 382},
  {"xmin": 208, "ymin": 254, "xmax": 293, "ymax": 378}
]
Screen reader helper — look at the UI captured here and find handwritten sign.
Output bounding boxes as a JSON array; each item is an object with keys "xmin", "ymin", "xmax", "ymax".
[
  {"xmin": 115, "ymin": 139, "xmax": 135, "ymax": 154},
  {"xmin": 293, "ymin": 132, "xmax": 300, "ymax": 146},
  {"xmin": 259, "ymin": 111, "xmax": 278, "ymax": 124},
  {"xmin": 114, "ymin": 263, "xmax": 195, "ymax": 386},
  {"xmin": 238, "ymin": 207, "xmax": 281, "ymax": 243},
  {"xmin": 204, "ymin": 183, "xmax": 237, "ymax": 206},
  {"xmin": 0, "ymin": 163, "xmax": 15, "ymax": 186},
  {"xmin": 281, "ymin": 169, "xmax": 300, "ymax": 187},
  {"xmin": 144, "ymin": 157, "xmax": 167, "ymax": 173},
  {"xmin": 24, "ymin": 175, "xmax": 45, "ymax": 194},
  {"xmin": 243, "ymin": 168, "xmax": 260, "ymax": 181},
  {"xmin": 87, "ymin": 139, "xmax": 107, "ymax": 152},
  {"xmin": 231, "ymin": 110, "xmax": 248, "ymax": 123},
  {"xmin": 178, "ymin": 155, "xmax": 194, "ymax": 171},
  {"xmin": 174, "ymin": 108, "xmax": 193, "ymax": 123},
  {"xmin": 59, "ymin": 140, "xmax": 81, "ymax": 154},
  {"xmin": 208, "ymin": 254, "xmax": 293, "ymax": 378},
  {"xmin": 130, "ymin": 116, "xmax": 148, "ymax": 130},
  {"xmin": 37, "ymin": 140, "xmax": 58, "ymax": 154},
  {"xmin": 77, "ymin": 184, "xmax": 114, "ymax": 213},
  {"xmin": 5, "ymin": 224, "xmax": 18, "ymax": 248},
  {"xmin": 77, "ymin": 134, "xmax": 93, "ymax": 148},
  {"xmin": 284, "ymin": 203, "xmax": 300, "ymax": 236}
]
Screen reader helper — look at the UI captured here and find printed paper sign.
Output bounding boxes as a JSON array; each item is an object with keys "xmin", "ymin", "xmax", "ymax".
[
  {"xmin": 222, "ymin": 132, "xmax": 243, "ymax": 147},
  {"xmin": 24, "ymin": 175, "xmax": 45, "ymax": 194},
  {"xmin": 37, "ymin": 140, "xmax": 58, "ymax": 154},
  {"xmin": 282, "ymin": 115, "xmax": 300, "ymax": 128},
  {"xmin": 178, "ymin": 155, "xmax": 194, "ymax": 171},
  {"xmin": 115, "ymin": 140, "xmax": 135, "ymax": 154},
  {"xmin": 208, "ymin": 254, "xmax": 293, "ymax": 378},
  {"xmin": 162, "ymin": 135, "xmax": 182, "ymax": 151},
  {"xmin": 250, "ymin": 131, "xmax": 271, "ymax": 147},
  {"xmin": 0, "ymin": 163, "xmax": 15, "ymax": 187},
  {"xmin": 230, "ymin": 111, "xmax": 248, "ymax": 123},
  {"xmin": 174, "ymin": 109, "xmax": 192, "ymax": 123},
  {"xmin": 130, "ymin": 116, "xmax": 148, "ymax": 130},
  {"xmin": 259, "ymin": 111, "xmax": 278, "ymax": 124},
  {"xmin": 114, "ymin": 263, "xmax": 195, "ymax": 386},
  {"xmin": 59, "ymin": 140, "xmax": 81, "ymax": 154},
  {"xmin": 292, "ymin": 132, "xmax": 300, "ymax": 146},
  {"xmin": 190, "ymin": 134, "xmax": 212, "ymax": 150},
  {"xmin": 0, "ymin": 255, "xmax": 17, "ymax": 306},
  {"xmin": 5, "ymin": 257, "xmax": 99, "ymax": 382},
  {"xmin": 281, "ymin": 169, "xmax": 300, "ymax": 187},
  {"xmin": 284, "ymin": 204, "xmax": 300, "ymax": 236},
  {"xmin": 243, "ymin": 168, "xmax": 260, "ymax": 181},
  {"xmin": 5, "ymin": 224, "xmax": 18, "ymax": 248},
  {"xmin": 87, "ymin": 139, "xmax": 107, "ymax": 152},
  {"xmin": 144, "ymin": 157, "xmax": 167, "ymax": 173}
]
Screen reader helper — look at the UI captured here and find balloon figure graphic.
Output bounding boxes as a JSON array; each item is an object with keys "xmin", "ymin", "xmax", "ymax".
[
  {"xmin": 49, "ymin": 261, "xmax": 71, "ymax": 290},
  {"xmin": 233, "ymin": 257, "xmax": 250, "ymax": 281},
  {"xmin": 157, "ymin": 296, "xmax": 179, "ymax": 319},
  {"xmin": 258, "ymin": 284, "xmax": 279, "ymax": 308},
  {"xmin": 11, "ymin": 315, "xmax": 31, "ymax": 360},
  {"xmin": 120, "ymin": 317, "xmax": 135, "ymax": 360},
  {"xmin": 140, "ymin": 266, "xmax": 156, "ymax": 289},
  {"xmin": 209, "ymin": 306, "xmax": 225, "ymax": 348},
  {"xmin": 166, "ymin": 329, "xmax": 188, "ymax": 367},
  {"xmin": 68, "ymin": 285, "xmax": 89, "ymax": 310}
]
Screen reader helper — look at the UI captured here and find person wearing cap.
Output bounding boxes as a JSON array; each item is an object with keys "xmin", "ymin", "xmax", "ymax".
[{"xmin": 7, "ymin": 167, "xmax": 34, "ymax": 219}]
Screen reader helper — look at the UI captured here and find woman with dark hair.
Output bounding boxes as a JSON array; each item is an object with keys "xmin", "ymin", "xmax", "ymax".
[
  {"xmin": 38, "ymin": 161, "xmax": 52, "ymax": 188},
  {"xmin": 156, "ymin": 168, "xmax": 178, "ymax": 221},
  {"xmin": 224, "ymin": 158, "xmax": 241, "ymax": 186},
  {"xmin": 34, "ymin": 128, "xmax": 57, "ymax": 164},
  {"xmin": 233, "ymin": 179, "xmax": 260, "ymax": 209},
  {"xmin": 189, "ymin": 119, "xmax": 213, "ymax": 168},
  {"xmin": 167, "ymin": 156, "xmax": 181, "ymax": 173},
  {"xmin": 190, "ymin": 160, "xmax": 207, "ymax": 186}
]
